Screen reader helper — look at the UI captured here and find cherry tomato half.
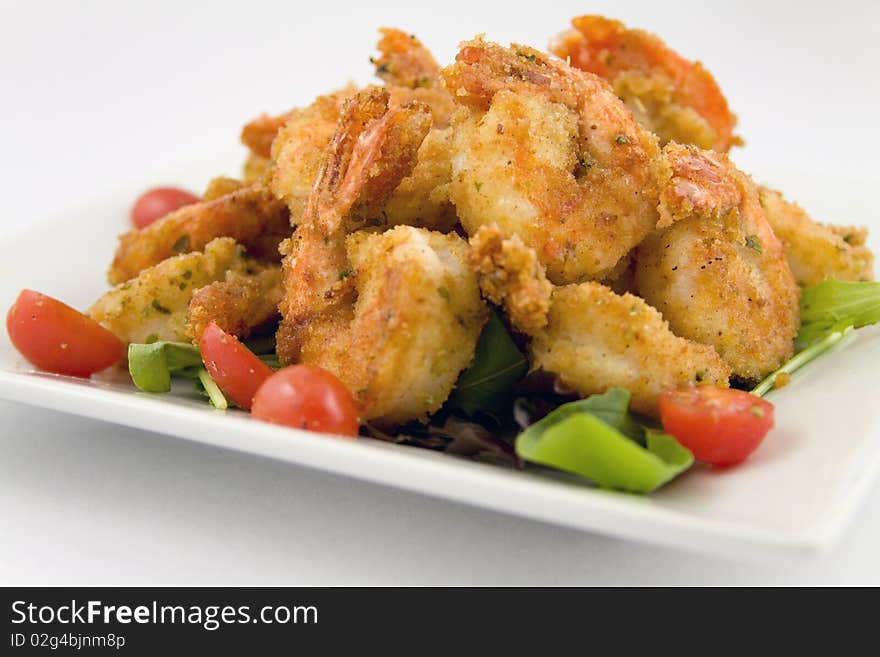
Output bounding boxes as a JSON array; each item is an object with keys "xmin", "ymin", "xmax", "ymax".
[
  {"xmin": 659, "ymin": 386, "xmax": 774, "ymax": 466},
  {"xmin": 6, "ymin": 289, "xmax": 125, "ymax": 377},
  {"xmin": 131, "ymin": 187, "xmax": 200, "ymax": 229},
  {"xmin": 252, "ymin": 365, "xmax": 359, "ymax": 438},
  {"xmin": 199, "ymin": 322, "xmax": 273, "ymax": 410}
]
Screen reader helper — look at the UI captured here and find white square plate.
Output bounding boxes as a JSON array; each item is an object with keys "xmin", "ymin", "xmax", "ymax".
[{"xmin": 2, "ymin": 154, "xmax": 878, "ymax": 561}]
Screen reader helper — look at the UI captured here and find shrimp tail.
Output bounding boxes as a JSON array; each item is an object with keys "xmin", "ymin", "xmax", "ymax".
[{"xmin": 277, "ymin": 88, "xmax": 431, "ymax": 363}]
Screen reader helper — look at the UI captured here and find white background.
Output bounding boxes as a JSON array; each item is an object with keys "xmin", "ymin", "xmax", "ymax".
[{"xmin": 2, "ymin": 0, "xmax": 879, "ymax": 584}]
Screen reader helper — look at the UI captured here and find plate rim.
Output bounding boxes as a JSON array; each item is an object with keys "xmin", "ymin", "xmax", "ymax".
[{"xmin": 2, "ymin": 367, "xmax": 875, "ymax": 562}]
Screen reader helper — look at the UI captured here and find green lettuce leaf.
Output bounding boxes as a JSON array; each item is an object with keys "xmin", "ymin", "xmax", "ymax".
[
  {"xmin": 128, "ymin": 341, "xmax": 203, "ymax": 393},
  {"xmin": 447, "ymin": 310, "xmax": 528, "ymax": 417},
  {"xmin": 515, "ymin": 389, "xmax": 693, "ymax": 493},
  {"xmin": 797, "ymin": 280, "xmax": 880, "ymax": 347}
]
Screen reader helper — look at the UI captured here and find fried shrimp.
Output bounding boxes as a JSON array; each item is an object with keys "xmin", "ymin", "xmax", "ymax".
[
  {"xmin": 758, "ymin": 186, "xmax": 873, "ymax": 287},
  {"xmin": 267, "ymin": 31, "xmax": 459, "ymax": 233},
  {"xmin": 241, "ymin": 111, "xmax": 293, "ymax": 160},
  {"xmin": 469, "ymin": 224, "xmax": 729, "ymax": 416},
  {"xmin": 442, "ymin": 37, "xmax": 669, "ymax": 283},
  {"xmin": 91, "ymin": 238, "xmax": 257, "ymax": 344},
  {"xmin": 269, "ymin": 85, "xmax": 360, "ymax": 225},
  {"xmin": 108, "ymin": 184, "xmax": 290, "ymax": 285},
  {"xmin": 202, "ymin": 176, "xmax": 246, "ymax": 201},
  {"xmin": 633, "ymin": 144, "xmax": 800, "ymax": 381},
  {"xmin": 373, "ymin": 28, "xmax": 457, "ymax": 128},
  {"xmin": 551, "ymin": 15, "xmax": 741, "ymax": 152},
  {"xmin": 276, "ymin": 88, "xmax": 486, "ymax": 425},
  {"xmin": 187, "ymin": 263, "xmax": 282, "ymax": 342}
]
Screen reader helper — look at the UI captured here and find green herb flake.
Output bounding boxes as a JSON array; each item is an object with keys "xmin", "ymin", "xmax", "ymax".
[
  {"xmin": 151, "ymin": 299, "xmax": 172, "ymax": 314},
  {"xmin": 745, "ymin": 235, "xmax": 763, "ymax": 253},
  {"xmin": 615, "ymin": 134, "xmax": 630, "ymax": 145},
  {"xmin": 437, "ymin": 286, "xmax": 451, "ymax": 301},
  {"xmin": 474, "ymin": 181, "xmax": 483, "ymax": 192}
]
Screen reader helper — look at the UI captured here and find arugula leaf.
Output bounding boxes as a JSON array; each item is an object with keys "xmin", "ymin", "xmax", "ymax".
[
  {"xmin": 447, "ymin": 310, "xmax": 528, "ymax": 416},
  {"xmin": 753, "ymin": 280, "xmax": 880, "ymax": 396},
  {"xmin": 128, "ymin": 341, "xmax": 203, "ymax": 393},
  {"xmin": 797, "ymin": 280, "xmax": 880, "ymax": 347},
  {"xmin": 196, "ymin": 369, "xmax": 229, "ymax": 410},
  {"xmin": 515, "ymin": 389, "xmax": 693, "ymax": 493}
]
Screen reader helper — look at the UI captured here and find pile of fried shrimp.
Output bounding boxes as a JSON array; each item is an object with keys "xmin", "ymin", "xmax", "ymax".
[{"xmin": 89, "ymin": 15, "xmax": 874, "ymax": 428}]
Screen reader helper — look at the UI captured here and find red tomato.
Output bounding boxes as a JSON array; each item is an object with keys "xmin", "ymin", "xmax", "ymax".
[
  {"xmin": 199, "ymin": 322, "xmax": 273, "ymax": 410},
  {"xmin": 6, "ymin": 289, "xmax": 125, "ymax": 377},
  {"xmin": 659, "ymin": 386, "xmax": 774, "ymax": 466},
  {"xmin": 131, "ymin": 187, "xmax": 200, "ymax": 229},
  {"xmin": 252, "ymin": 365, "xmax": 359, "ymax": 438}
]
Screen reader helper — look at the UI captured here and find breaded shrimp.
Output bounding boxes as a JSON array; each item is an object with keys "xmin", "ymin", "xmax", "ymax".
[
  {"xmin": 269, "ymin": 85, "xmax": 360, "ymax": 224},
  {"xmin": 202, "ymin": 176, "xmax": 246, "ymax": 201},
  {"xmin": 442, "ymin": 37, "xmax": 669, "ymax": 283},
  {"xmin": 633, "ymin": 144, "xmax": 800, "ymax": 381},
  {"xmin": 243, "ymin": 153, "xmax": 271, "ymax": 184},
  {"xmin": 241, "ymin": 111, "xmax": 293, "ymax": 160},
  {"xmin": 373, "ymin": 28, "xmax": 457, "ymax": 128},
  {"xmin": 551, "ymin": 15, "xmax": 741, "ymax": 152},
  {"xmin": 187, "ymin": 263, "xmax": 282, "ymax": 342},
  {"xmin": 758, "ymin": 186, "xmax": 873, "ymax": 286},
  {"xmin": 276, "ymin": 89, "xmax": 486, "ymax": 425},
  {"xmin": 468, "ymin": 225, "xmax": 552, "ymax": 336},
  {"xmin": 268, "ymin": 31, "xmax": 459, "ymax": 232},
  {"xmin": 373, "ymin": 29, "xmax": 460, "ymax": 231},
  {"xmin": 469, "ymin": 224, "xmax": 729, "ymax": 416},
  {"xmin": 91, "ymin": 238, "xmax": 256, "ymax": 344},
  {"xmin": 270, "ymin": 96, "xmax": 459, "ymax": 233},
  {"xmin": 108, "ymin": 184, "xmax": 289, "ymax": 285}
]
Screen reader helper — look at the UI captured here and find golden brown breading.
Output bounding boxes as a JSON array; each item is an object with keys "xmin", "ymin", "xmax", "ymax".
[
  {"xmin": 442, "ymin": 37, "xmax": 669, "ymax": 283},
  {"xmin": 187, "ymin": 263, "xmax": 282, "ymax": 342},
  {"xmin": 294, "ymin": 226, "xmax": 487, "ymax": 425},
  {"xmin": 379, "ymin": 125, "xmax": 458, "ymax": 232},
  {"xmin": 269, "ymin": 85, "xmax": 359, "ymax": 224},
  {"xmin": 108, "ymin": 184, "xmax": 289, "ymax": 285},
  {"xmin": 633, "ymin": 144, "xmax": 800, "ymax": 380},
  {"xmin": 373, "ymin": 28, "xmax": 441, "ymax": 89},
  {"xmin": 758, "ymin": 186, "xmax": 873, "ymax": 286},
  {"xmin": 91, "ymin": 238, "xmax": 252, "ymax": 344},
  {"xmin": 203, "ymin": 176, "xmax": 246, "ymax": 201},
  {"xmin": 277, "ymin": 88, "xmax": 433, "ymax": 356},
  {"xmin": 276, "ymin": 89, "xmax": 485, "ymax": 425},
  {"xmin": 241, "ymin": 111, "xmax": 293, "ymax": 160},
  {"xmin": 467, "ymin": 224, "xmax": 728, "ymax": 416},
  {"xmin": 468, "ymin": 224, "xmax": 552, "ymax": 336},
  {"xmin": 267, "ymin": 31, "xmax": 459, "ymax": 232},
  {"xmin": 243, "ymin": 153, "xmax": 271, "ymax": 184},
  {"xmin": 532, "ymin": 283, "xmax": 730, "ymax": 416},
  {"xmin": 550, "ymin": 15, "xmax": 741, "ymax": 152}
]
